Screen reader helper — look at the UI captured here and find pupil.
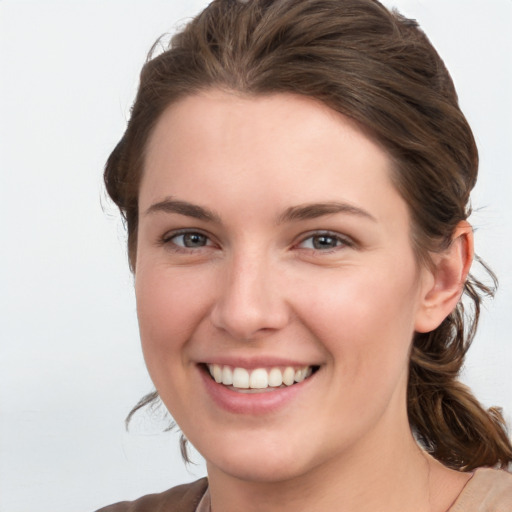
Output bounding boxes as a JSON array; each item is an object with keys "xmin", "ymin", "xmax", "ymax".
[
  {"xmin": 184, "ymin": 233, "xmax": 206, "ymax": 247},
  {"xmin": 314, "ymin": 235, "xmax": 336, "ymax": 249}
]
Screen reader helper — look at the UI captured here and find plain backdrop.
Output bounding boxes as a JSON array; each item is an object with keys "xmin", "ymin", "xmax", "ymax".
[{"xmin": 1, "ymin": 1, "xmax": 511, "ymax": 511}]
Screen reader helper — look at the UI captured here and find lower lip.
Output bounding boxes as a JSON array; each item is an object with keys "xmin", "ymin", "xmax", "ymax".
[{"xmin": 199, "ymin": 366, "xmax": 315, "ymax": 414}]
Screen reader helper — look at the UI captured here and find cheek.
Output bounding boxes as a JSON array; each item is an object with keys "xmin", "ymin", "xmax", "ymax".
[
  {"xmin": 300, "ymin": 269, "xmax": 420, "ymax": 432},
  {"xmin": 135, "ymin": 264, "xmax": 212, "ymax": 362},
  {"xmin": 295, "ymin": 261, "xmax": 421, "ymax": 374}
]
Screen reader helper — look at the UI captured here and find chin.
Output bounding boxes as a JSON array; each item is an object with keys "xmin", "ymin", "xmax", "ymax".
[
  {"xmin": 207, "ymin": 451, "xmax": 313, "ymax": 484},
  {"xmin": 194, "ymin": 427, "xmax": 334, "ymax": 484}
]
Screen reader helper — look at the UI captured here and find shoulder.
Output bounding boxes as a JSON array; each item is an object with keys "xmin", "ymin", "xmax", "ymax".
[
  {"xmin": 95, "ymin": 477, "xmax": 208, "ymax": 512},
  {"xmin": 449, "ymin": 467, "xmax": 512, "ymax": 512}
]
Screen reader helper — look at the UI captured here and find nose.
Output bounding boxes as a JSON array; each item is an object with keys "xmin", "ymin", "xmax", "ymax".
[{"xmin": 210, "ymin": 251, "xmax": 290, "ymax": 341}]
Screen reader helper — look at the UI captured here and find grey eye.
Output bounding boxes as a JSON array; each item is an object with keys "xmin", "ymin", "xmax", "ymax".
[
  {"xmin": 174, "ymin": 232, "xmax": 209, "ymax": 248},
  {"xmin": 299, "ymin": 234, "xmax": 345, "ymax": 250},
  {"xmin": 313, "ymin": 235, "xmax": 339, "ymax": 249}
]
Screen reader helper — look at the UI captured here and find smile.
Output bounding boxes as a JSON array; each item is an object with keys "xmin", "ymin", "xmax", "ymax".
[{"xmin": 206, "ymin": 364, "xmax": 316, "ymax": 391}]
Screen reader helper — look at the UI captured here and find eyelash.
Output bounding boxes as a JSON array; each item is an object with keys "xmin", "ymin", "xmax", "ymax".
[
  {"xmin": 296, "ymin": 231, "xmax": 353, "ymax": 252},
  {"xmin": 160, "ymin": 229, "xmax": 353, "ymax": 254},
  {"xmin": 160, "ymin": 229, "xmax": 214, "ymax": 253}
]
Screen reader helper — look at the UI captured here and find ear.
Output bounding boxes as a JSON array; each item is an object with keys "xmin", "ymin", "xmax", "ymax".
[{"xmin": 414, "ymin": 221, "xmax": 474, "ymax": 333}]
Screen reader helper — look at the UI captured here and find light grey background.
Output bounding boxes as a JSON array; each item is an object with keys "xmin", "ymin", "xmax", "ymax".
[{"xmin": 1, "ymin": 1, "xmax": 511, "ymax": 511}]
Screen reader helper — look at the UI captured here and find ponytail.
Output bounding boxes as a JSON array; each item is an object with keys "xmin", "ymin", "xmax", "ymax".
[{"xmin": 408, "ymin": 263, "xmax": 512, "ymax": 470}]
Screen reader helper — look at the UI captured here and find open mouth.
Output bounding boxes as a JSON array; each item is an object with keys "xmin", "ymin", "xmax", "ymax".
[{"xmin": 205, "ymin": 363, "xmax": 320, "ymax": 392}]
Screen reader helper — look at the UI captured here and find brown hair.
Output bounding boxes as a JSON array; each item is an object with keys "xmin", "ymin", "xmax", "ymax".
[{"xmin": 105, "ymin": 0, "xmax": 512, "ymax": 470}]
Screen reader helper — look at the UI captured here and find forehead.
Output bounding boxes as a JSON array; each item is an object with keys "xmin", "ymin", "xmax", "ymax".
[
  {"xmin": 140, "ymin": 90, "xmax": 406, "ymax": 225},
  {"xmin": 145, "ymin": 90, "xmax": 382, "ymax": 162}
]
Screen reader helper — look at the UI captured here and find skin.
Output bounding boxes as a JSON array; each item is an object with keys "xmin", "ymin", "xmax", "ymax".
[{"xmin": 135, "ymin": 90, "xmax": 473, "ymax": 512}]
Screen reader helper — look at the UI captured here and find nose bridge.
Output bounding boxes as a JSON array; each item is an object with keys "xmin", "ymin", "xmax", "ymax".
[{"xmin": 211, "ymin": 246, "xmax": 288, "ymax": 340}]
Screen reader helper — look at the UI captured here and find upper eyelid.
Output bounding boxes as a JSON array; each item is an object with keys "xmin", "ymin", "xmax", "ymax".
[
  {"xmin": 162, "ymin": 227, "xmax": 211, "ymax": 240},
  {"xmin": 159, "ymin": 228, "xmax": 354, "ymax": 249},
  {"xmin": 295, "ymin": 230, "xmax": 353, "ymax": 246},
  {"xmin": 160, "ymin": 228, "xmax": 217, "ymax": 249}
]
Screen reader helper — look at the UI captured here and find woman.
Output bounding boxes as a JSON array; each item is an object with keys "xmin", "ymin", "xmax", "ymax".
[{"xmin": 98, "ymin": 0, "xmax": 512, "ymax": 510}]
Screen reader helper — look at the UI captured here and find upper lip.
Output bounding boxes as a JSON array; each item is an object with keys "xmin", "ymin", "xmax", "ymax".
[{"xmin": 199, "ymin": 357, "xmax": 321, "ymax": 369}]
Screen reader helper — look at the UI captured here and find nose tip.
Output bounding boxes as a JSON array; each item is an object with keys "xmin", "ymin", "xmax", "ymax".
[{"xmin": 210, "ymin": 259, "xmax": 289, "ymax": 341}]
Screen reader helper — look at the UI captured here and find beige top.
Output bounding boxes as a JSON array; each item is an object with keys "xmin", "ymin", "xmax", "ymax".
[
  {"xmin": 448, "ymin": 468, "xmax": 512, "ymax": 511},
  {"xmin": 196, "ymin": 468, "xmax": 512, "ymax": 512}
]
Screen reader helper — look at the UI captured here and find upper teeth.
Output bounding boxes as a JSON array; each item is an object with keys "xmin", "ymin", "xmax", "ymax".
[{"xmin": 207, "ymin": 364, "xmax": 313, "ymax": 389}]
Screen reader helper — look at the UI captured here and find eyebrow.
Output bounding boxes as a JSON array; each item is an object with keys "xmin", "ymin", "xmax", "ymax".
[
  {"xmin": 144, "ymin": 198, "xmax": 222, "ymax": 223},
  {"xmin": 277, "ymin": 202, "xmax": 377, "ymax": 224},
  {"xmin": 144, "ymin": 198, "xmax": 376, "ymax": 224}
]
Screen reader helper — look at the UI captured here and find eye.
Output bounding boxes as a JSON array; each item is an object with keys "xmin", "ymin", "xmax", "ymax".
[
  {"xmin": 297, "ymin": 232, "xmax": 349, "ymax": 251},
  {"xmin": 163, "ymin": 230, "xmax": 212, "ymax": 250}
]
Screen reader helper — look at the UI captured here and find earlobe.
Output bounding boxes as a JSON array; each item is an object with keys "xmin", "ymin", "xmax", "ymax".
[{"xmin": 414, "ymin": 221, "xmax": 474, "ymax": 333}]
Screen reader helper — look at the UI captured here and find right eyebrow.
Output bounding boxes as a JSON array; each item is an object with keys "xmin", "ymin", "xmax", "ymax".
[
  {"xmin": 144, "ymin": 198, "xmax": 221, "ymax": 223},
  {"xmin": 277, "ymin": 201, "xmax": 377, "ymax": 224}
]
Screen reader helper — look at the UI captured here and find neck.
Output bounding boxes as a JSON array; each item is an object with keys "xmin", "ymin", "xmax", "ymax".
[{"xmin": 207, "ymin": 423, "xmax": 437, "ymax": 512}]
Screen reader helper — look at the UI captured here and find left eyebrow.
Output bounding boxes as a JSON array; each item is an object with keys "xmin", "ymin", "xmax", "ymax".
[{"xmin": 277, "ymin": 201, "xmax": 377, "ymax": 224}]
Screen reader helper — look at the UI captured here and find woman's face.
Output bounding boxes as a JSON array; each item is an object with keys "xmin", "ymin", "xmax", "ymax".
[{"xmin": 135, "ymin": 90, "xmax": 435, "ymax": 482}]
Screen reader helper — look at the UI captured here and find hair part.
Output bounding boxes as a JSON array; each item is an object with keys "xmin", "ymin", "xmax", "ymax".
[{"xmin": 105, "ymin": 0, "xmax": 512, "ymax": 469}]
